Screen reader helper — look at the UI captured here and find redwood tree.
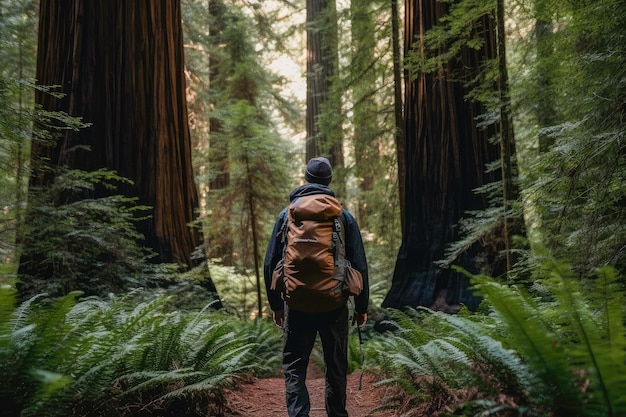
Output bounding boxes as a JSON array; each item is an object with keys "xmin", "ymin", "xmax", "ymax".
[
  {"xmin": 305, "ymin": 0, "xmax": 343, "ymax": 189},
  {"xmin": 383, "ymin": 0, "xmax": 504, "ymax": 311},
  {"xmin": 27, "ymin": 1, "xmax": 202, "ymax": 267}
]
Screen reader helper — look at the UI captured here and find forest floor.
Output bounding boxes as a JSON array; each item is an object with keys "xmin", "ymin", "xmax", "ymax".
[{"xmin": 221, "ymin": 366, "xmax": 402, "ymax": 417}]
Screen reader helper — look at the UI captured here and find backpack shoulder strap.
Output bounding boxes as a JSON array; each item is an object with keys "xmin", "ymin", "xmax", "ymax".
[
  {"xmin": 332, "ymin": 217, "xmax": 346, "ymax": 281},
  {"xmin": 279, "ymin": 216, "xmax": 289, "ymax": 244}
]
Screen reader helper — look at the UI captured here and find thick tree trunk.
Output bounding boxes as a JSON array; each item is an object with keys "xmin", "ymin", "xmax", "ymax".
[
  {"xmin": 30, "ymin": 0, "xmax": 202, "ymax": 267},
  {"xmin": 383, "ymin": 0, "xmax": 503, "ymax": 311}
]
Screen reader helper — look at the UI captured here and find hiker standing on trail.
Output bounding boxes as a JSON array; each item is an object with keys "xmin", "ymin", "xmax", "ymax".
[{"xmin": 264, "ymin": 157, "xmax": 369, "ymax": 417}]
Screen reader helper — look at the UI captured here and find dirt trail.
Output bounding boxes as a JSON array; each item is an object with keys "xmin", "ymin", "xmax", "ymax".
[{"xmin": 222, "ymin": 372, "xmax": 397, "ymax": 417}]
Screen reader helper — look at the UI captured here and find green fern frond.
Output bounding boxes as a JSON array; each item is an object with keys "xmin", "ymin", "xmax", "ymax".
[
  {"xmin": 471, "ymin": 274, "xmax": 585, "ymax": 414},
  {"xmin": 472, "ymin": 277, "xmax": 570, "ymax": 374},
  {"xmin": 1, "ymin": 288, "xmax": 282, "ymax": 416},
  {"xmin": 10, "ymin": 292, "xmax": 47, "ymax": 334},
  {"xmin": 230, "ymin": 319, "xmax": 282, "ymax": 376},
  {"xmin": 371, "ymin": 310, "xmax": 474, "ymax": 387},
  {"xmin": 397, "ymin": 337, "xmax": 471, "ymax": 384},
  {"xmin": 440, "ymin": 313, "xmax": 538, "ymax": 401},
  {"xmin": 469, "ymin": 261, "xmax": 626, "ymax": 416},
  {"xmin": 538, "ymin": 262, "xmax": 626, "ymax": 416}
]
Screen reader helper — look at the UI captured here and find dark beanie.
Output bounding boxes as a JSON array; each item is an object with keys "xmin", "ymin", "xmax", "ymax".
[{"xmin": 305, "ymin": 157, "xmax": 333, "ymax": 185}]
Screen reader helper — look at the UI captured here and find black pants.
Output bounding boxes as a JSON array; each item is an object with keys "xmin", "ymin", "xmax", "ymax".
[{"xmin": 283, "ymin": 304, "xmax": 349, "ymax": 417}]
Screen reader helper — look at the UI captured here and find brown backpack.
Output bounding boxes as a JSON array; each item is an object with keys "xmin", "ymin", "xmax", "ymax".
[{"xmin": 270, "ymin": 194, "xmax": 361, "ymax": 312}]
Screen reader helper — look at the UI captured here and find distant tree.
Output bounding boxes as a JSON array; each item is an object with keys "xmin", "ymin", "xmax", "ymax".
[
  {"xmin": 391, "ymin": 0, "xmax": 406, "ymax": 234},
  {"xmin": 19, "ymin": 1, "xmax": 211, "ymax": 294},
  {"xmin": 518, "ymin": 0, "xmax": 626, "ymax": 275},
  {"xmin": 0, "ymin": 0, "xmax": 38, "ymax": 266},
  {"xmin": 202, "ymin": 0, "xmax": 236, "ymax": 264},
  {"xmin": 342, "ymin": 0, "xmax": 402, "ymax": 262},
  {"xmin": 349, "ymin": 0, "xmax": 382, "ymax": 229},
  {"xmin": 533, "ymin": 0, "xmax": 557, "ymax": 153},
  {"xmin": 182, "ymin": 0, "xmax": 295, "ymax": 318},
  {"xmin": 306, "ymin": 0, "xmax": 344, "ymax": 192},
  {"xmin": 383, "ymin": 0, "xmax": 508, "ymax": 312},
  {"xmin": 186, "ymin": 0, "xmax": 295, "ymax": 273}
]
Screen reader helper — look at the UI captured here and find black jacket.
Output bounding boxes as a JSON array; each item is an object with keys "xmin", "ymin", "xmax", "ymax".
[{"xmin": 263, "ymin": 183, "xmax": 370, "ymax": 314}]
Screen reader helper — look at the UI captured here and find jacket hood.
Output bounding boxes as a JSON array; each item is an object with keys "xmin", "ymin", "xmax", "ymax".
[{"xmin": 289, "ymin": 183, "xmax": 335, "ymax": 201}]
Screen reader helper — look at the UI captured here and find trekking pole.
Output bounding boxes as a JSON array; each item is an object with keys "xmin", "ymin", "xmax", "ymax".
[{"xmin": 357, "ymin": 322, "xmax": 364, "ymax": 390}]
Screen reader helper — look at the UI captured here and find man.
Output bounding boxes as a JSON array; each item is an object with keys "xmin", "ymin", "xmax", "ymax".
[{"xmin": 264, "ymin": 157, "xmax": 369, "ymax": 417}]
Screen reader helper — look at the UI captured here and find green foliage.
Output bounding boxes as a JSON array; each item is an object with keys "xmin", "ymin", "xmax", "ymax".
[
  {"xmin": 0, "ymin": 76, "xmax": 22, "ymax": 272},
  {"xmin": 209, "ymin": 261, "xmax": 270, "ymax": 318},
  {"xmin": 347, "ymin": 329, "xmax": 365, "ymax": 374},
  {"xmin": 186, "ymin": 0, "xmax": 297, "ymax": 271},
  {"xmin": 509, "ymin": 0, "xmax": 626, "ymax": 276},
  {"xmin": 0, "ymin": 287, "xmax": 279, "ymax": 417},
  {"xmin": 368, "ymin": 308, "xmax": 522, "ymax": 416},
  {"xmin": 405, "ymin": 0, "xmax": 496, "ymax": 76},
  {"xmin": 229, "ymin": 317, "xmax": 282, "ymax": 377},
  {"xmin": 18, "ymin": 166, "xmax": 154, "ymax": 299},
  {"xmin": 0, "ymin": 0, "xmax": 38, "ymax": 79},
  {"xmin": 369, "ymin": 261, "xmax": 626, "ymax": 416},
  {"xmin": 0, "ymin": 0, "xmax": 39, "ymax": 273},
  {"xmin": 472, "ymin": 261, "xmax": 626, "ymax": 416}
]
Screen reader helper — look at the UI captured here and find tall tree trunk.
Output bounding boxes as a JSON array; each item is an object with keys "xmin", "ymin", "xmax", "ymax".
[
  {"xmin": 306, "ymin": 0, "xmax": 343, "ymax": 194},
  {"xmin": 205, "ymin": 0, "xmax": 234, "ymax": 264},
  {"xmin": 244, "ymin": 154, "xmax": 263, "ymax": 320},
  {"xmin": 383, "ymin": 0, "xmax": 503, "ymax": 312},
  {"xmin": 391, "ymin": 0, "xmax": 406, "ymax": 234},
  {"xmin": 350, "ymin": 0, "xmax": 377, "ymax": 227},
  {"xmin": 29, "ymin": 0, "xmax": 203, "ymax": 267},
  {"xmin": 534, "ymin": 0, "xmax": 556, "ymax": 152},
  {"xmin": 497, "ymin": 0, "xmax": 517, "ymax": 273}
]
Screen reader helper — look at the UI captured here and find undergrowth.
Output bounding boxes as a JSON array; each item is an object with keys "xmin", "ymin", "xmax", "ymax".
[
  {"xmin": 367, "ymin": 260, "xmax": 626, "ymax": 417},
  {"xmin": 0, "ymin": 286, "xmax": 282, "ymax": 417}
]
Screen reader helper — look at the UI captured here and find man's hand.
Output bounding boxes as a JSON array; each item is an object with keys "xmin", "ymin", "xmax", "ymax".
[
  {"xmin": 273, "ymin": 310, "xmax": 284, "ymax": 328},
  {"xmin": 352, "ymin": 312, "xmax": 367, "ymax": 329}
]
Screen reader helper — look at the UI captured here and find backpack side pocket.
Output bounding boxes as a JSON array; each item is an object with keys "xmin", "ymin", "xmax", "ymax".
[
  {"xmin": 270, "ymin": 258, "xmax": 285, "ymax": 292},
  {"xmin": 343, "ymin": 261, "xmax": 363, "ymax": 297}
]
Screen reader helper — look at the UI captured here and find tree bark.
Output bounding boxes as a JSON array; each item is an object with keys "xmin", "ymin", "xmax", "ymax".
[
  {"xmin": 383, "ymin": 0, "xmax": 503, "ymax": 311},
  {"xmin": 306, "ymin": 0, "xmax": 343, "ymax": 192},
  {"xmin": 391, "ymin": 0, "xmax": 406, "ymax": 234},
  {"xmin": 30, "ymin": 0, "xmax": 203, "ymax": 267}
]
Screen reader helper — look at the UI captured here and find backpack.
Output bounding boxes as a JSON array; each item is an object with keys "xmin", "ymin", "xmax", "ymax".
[{"xmin": 270, "ymin": 194, "xmax": 362, "ymax": 312}]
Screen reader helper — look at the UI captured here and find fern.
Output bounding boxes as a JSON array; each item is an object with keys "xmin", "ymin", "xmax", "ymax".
[
  {"xmin": 0, "ymin": 288, "xmax": 274, "ymax": 417},
  {"xmin": 1, "ymin": 291, "xmax": 83, "ymax": 417},
  {"xmin": 367, "ymin": 309, "xmax": 479, "ymax": 414},
  {"xmin": 229, "ymin": 318, "xmax": 283, "ymax": 376},
  {"xmin": 471, "ymin": 261, "xmax": 626, "ymax": 416},
  {"xmin": 470, "ymin": 276, "xmax": 583, "ymax": 415},
  {"xmin": 369, "ymin": 263, "xmax": 626, "ymax": 416},
  {"xmin": 538, "ymin": 262, "xmax": 626, "ymax": 416},
  {"xmin": 440, "ymin": 312, "xmax": 538, "ymax": 403}
]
